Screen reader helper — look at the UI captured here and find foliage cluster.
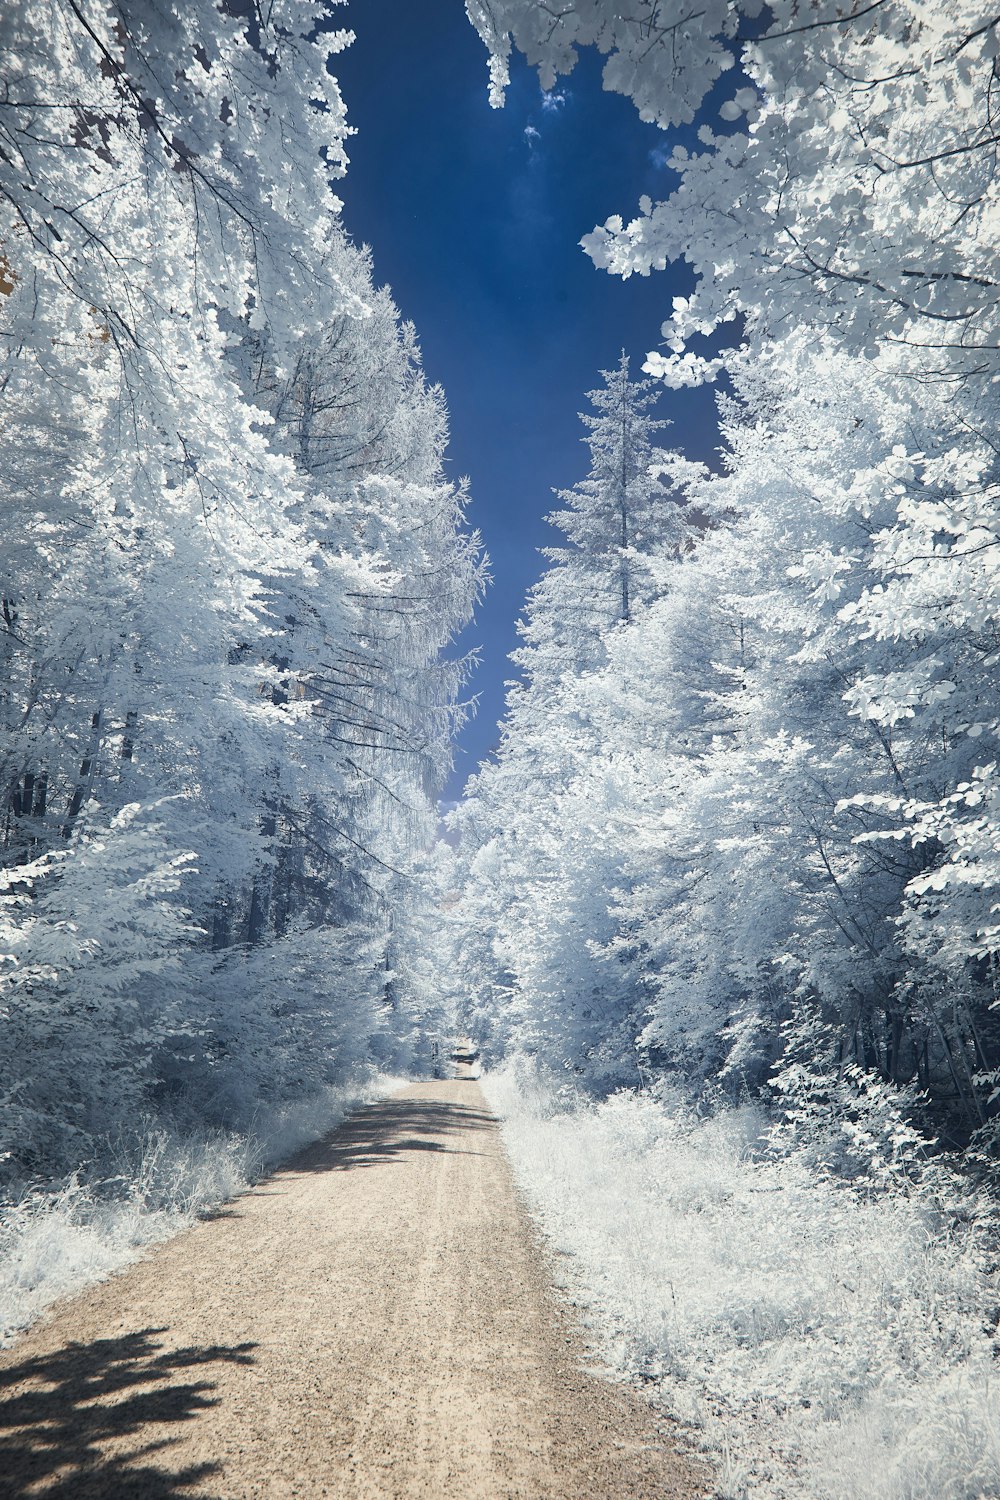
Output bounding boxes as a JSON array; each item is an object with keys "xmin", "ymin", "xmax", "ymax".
[
  {"xmin": 486, "ymin": 1060, "xmax": 1000, "ymax": 1500},
  {"xmin": 454, "ymin": 0, "xmax": 1000, "ymax": 1154},
  {"xmin": 0, "ymin": 2, "xmax": 480, "ymax": 1191}
]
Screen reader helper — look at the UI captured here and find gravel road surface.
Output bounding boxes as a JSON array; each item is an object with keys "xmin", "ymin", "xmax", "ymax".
[{"xmin": 0, "ymin": 1068, "xmax": 707, "ymax": 1498}]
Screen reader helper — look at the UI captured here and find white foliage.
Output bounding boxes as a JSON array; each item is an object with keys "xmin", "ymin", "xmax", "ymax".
[
  {"xmin": 0, "ymin": 1, "xmax": 481, "ymax": 1270},
  {"xmin": 0, "ymin": 1074, "xmax": 404, "ymax": 1348},
  {"xmin": 469, "ymin": 1, "xmax": 1000, "ymax": 390},
  {"xmin": 485, "ymin": 1063, "xmax": 1000, "ymax": 1500}
]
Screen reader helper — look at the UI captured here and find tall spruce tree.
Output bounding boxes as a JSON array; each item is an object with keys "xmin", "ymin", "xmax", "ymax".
[{"xmin": 516, "ymin": 353, "xmax": 674, "ymax": 689}]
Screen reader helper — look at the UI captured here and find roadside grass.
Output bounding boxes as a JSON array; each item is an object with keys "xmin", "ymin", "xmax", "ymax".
[
  {"xmin": 484, "ymin": 1058, "xmax": 1000, "ymax": 1500},
  {"xmin": 0, "ymin": 1074, "xmax": 407, "ymax": 1347}
]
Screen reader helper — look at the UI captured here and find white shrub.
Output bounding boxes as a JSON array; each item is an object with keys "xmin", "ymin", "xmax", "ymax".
[
  {"xmin": 0, "ymin": 1074, "xmax": 404, "ymax": 1346},
  {"xmin": 485, "ymin": 1060, "xmax": 999, "ymax": 1500}
]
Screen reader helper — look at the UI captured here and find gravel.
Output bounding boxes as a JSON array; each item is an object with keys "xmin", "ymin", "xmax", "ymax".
[{"xmin": 0, "ymin": 1074, "xmax": 707, "ymax": 1498}]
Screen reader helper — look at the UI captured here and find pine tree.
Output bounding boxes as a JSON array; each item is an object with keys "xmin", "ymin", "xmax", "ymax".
[{"xmin": 517, "ymin": 353, "xmax": 675, "ymax": 687}]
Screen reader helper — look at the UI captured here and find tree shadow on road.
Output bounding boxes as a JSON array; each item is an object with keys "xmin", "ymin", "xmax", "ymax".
[
  {"xmin": 0, "ymin": 1326, "xmax": 256, "ymax": 1498},
  {"xmin": 287, "ymin": 1095, "xmax": 498, "ymax": 1173}
]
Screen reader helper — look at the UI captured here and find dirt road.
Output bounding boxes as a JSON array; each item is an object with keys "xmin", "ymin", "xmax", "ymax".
[{"xmin": 0, "ymin": 1069, "xmax": 706, "ymax": 1498}]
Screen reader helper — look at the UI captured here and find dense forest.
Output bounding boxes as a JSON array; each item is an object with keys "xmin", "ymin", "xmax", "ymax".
[
  {"xmin": 3, "ymin": 2, "xmax": 1000, "ymax": 1494},
  {"xmin": 0, "ymin": 1, "xmax": 482, "ymax": 1199},
  {"xmin": 445, "ymin": 7, "xmax": 1000, "ymax": 1492},
  {"xmin": 455, "ymin": 0, "xmax": 1000, "ymax": 1157}
]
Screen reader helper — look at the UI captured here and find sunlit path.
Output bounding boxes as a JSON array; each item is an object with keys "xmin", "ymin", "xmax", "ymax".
[{"xmin": 0, "ymin": 1077, "xmax": 704, "ymax": 1499}]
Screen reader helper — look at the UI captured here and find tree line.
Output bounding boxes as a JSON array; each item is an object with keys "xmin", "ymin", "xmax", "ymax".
[
  {"xmin": 0, "ymin": 0, "xmax": 482, "ymax": 1184},
  {"xmin": 452, "ymin": 0, "xmax": 1000, "ymax": 1166}
]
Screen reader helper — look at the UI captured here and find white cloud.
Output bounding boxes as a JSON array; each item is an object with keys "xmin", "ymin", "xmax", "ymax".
[{"xmin": 540, "ymin": 88, "xmax": 567, "ymax": 113}]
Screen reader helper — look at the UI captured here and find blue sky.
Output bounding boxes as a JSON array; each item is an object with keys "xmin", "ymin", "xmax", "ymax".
[{"xmin": 333, "ymin": 2, "xmax": 729, "ymax": 797}]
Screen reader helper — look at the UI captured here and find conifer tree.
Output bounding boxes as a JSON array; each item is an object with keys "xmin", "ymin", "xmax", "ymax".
[{"xmin": 517, "ymin": 353, "xmax": 674, "ymax": 687}]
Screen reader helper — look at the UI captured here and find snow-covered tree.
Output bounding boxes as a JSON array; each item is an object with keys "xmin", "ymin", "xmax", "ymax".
[
  {"xmin": 453, "ymin": 326, "xmax": 1000, "ymax": 1140},
  {"xmin": 451, "ymin": 358, "xmax": 686, "ymax": 1084},
  {"xmin": 0, "ymin": 5, "xmax": 483, "ymax": 1182},
  {"xmin": 534, "ymin": 352, "xmax": 672, "ymax": 651},
  {"xmin": 453, "ymin": 0, "xmax": 1000, "ymax": 1155},
  {"xmin": 466, "ymin": 0, "xmax": 1000, "ymax": 392}
]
